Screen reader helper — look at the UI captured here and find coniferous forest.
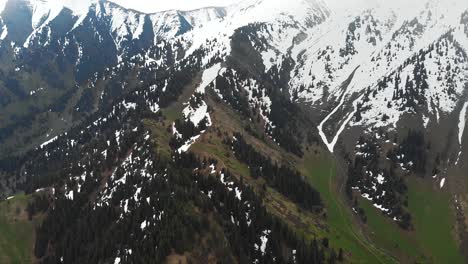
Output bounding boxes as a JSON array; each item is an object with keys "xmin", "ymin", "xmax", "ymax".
[{"xmin": 1, "ymin": 1, "xmax": 468, "ymax": 263}]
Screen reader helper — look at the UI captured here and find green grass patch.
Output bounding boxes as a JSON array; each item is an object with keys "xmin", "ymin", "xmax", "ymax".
[
  {"xmin": 161, "ymin": 108, "xmax": 183, "ymax": 122},
  {"xmin": 358, "ymin": 197, "xmax": 421, "ymax": 262},
  {"xmin": 144, "ymin": 119, "xmax": 174, "ymax": 160},
  {"xmin": 406, "ymin": 177, "xmax": 463, "ymax": 263},
  {"xmin": 356, "ymin": 174, "xmax": 464, "ymax": 263},
  {"xmin": 0, "ymin": 194, "xmax": 36, "ymax": 264},
  {"xmin": 300, "ymin": 152, "xmax": 396, "ymax": 263},
  {"xmin": 190, "ymin": 131, "xmax": 329, "ymax": 243},
  {"xmin": 191, "ymin": 133, "xmax": 251, "ymax": 177}
]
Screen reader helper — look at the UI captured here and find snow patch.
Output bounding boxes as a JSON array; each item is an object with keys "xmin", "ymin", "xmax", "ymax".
[
  {"xmin": 458, "ymin": 102, "xmax": 468, "ymax": 145},
  {"xmin": 178, "ymin": 135, "xmax": 201, "ymax": 153},
  {"xmin": 0, "ymin": 24, "xmax": 7, "ymax": 40},
  {"xmin": 40, "ymin": 136, "xmax": 58, "ymax": 148},
  {"xmin": 318, "ymin": 93, "xmax": 363, "ymax": 153},
  {"xmin": 140, "ymin": 220, "xmax": 147, "ymax": 230},
  {"xmin": 196, "ymin": 63, "xmax": 222, "ymax": 94},
  {"xmin": 183, "ymin": 101, "xmax": 212, "ymax": 127},
  {"xmin": 259, "ymin": 230, "xmax": 271, "ymax": 254},
  {"xmin": 440, "ymin": 178, "xmax": 446, "ymax": 189}
]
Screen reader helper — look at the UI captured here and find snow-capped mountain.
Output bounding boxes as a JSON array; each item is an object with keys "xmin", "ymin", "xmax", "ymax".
[
  {"xmin": 1, "ymin": 0, "xmax": 467, "ymax": 172},
  {"xmin": 1, "ymin": 0, "xmax": 468, "ymax": 261},
  {"xmin": 0, "ymin": 0, "xmax": 227, "ymax": 51}
]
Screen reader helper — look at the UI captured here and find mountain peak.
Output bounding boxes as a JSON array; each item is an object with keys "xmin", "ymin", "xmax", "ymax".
[{"xmin": 229, "ymin": 0, "xmax": 330, "ymax": 24}]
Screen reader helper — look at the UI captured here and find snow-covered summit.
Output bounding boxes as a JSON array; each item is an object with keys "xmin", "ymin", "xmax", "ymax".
[{"xmin": 226, "ymin": 0, "xmax": 329, "ymax": 25}]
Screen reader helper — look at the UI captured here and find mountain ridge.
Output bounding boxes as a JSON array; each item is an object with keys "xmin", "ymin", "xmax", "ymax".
[{"xmin": 0, "ymin": 0, "xmax": 467, "ymax": 262}]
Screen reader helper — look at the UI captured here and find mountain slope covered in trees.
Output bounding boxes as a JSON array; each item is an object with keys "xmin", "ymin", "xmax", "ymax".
[{"xmin": 0, "ymin": 0, "xmax": 468, "ymax": 263}]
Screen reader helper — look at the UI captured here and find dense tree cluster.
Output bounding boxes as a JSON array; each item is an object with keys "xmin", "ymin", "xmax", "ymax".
[
  {"xmin": 194, "ymin": 166, "xmax": 340, "ymax": 264},
  {"xmin": 211, "ymin": 25, "xmax": 324, "ymax": 157},
  {"xmin": 0, "ymin": 58, "xmax": 343, "ymax": 263},
  {"xmin": 214, "ymin": 67, "xmax": 308, "ymax": 156},
  {"xmin": 0, "ymin": 42, "xmax": 220, "ymax": 196},
  {"xmin": 228, "ymin": 133, "xmax": 322, "ymax": 212},
  {"xmin": 169, "ymin": 117, "xmax": 209, "ymax": 151},
  {"xmin": 387, "ymin": 130, "xmax": 427, "ymax": 175},
  {"xmin": 24, "ymin": 117, "xmax": 339, "ymax": 263},
  {"xmin": 346, "ymin": 136, "xmax": 411, "ymax": 229}
]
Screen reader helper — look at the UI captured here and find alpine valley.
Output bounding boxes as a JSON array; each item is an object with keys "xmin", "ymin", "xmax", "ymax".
[{"xmin": 0, "ymin": 0, "xmax": 467, "ymax": 263}]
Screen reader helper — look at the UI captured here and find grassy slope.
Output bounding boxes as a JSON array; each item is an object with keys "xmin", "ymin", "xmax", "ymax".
[
  {"xmin": 358, "ymin": 198, "xmax": 420, "ymax": 262},
  {"xmin": 0, "ymin": 194, "xmax": 36, "ymax": 264},
  {"xmin": 360, "ymin": 180, "xmax": 463, "ymax": 263},
  {"xmin": 406, "ymin": 177, "xmax": 463, "ymax": 263},
  {"xmin": 302, "ymin": 150, "xmax": 464, "ymax": 263},
  {"xmin": 356, "ymin": 174, "xmax": 463, "ymax": 264},
  {"xmin": 189, "ymin": 131, "xmax": 328, "ymax": 238},
  {"xmin": 300, "ymin": 151, "xmax": 397, "ymax": 264},
  {"xmin": 304, "ymin": 146, "xmax": 464, "ymax": 264}
]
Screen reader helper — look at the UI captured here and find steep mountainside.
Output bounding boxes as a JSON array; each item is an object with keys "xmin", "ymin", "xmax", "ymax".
[
  {"xmin": 0, "ymin": 0, "xmax": 226, "ymax": 158},
  {"xmin": 1, "ymin": 0, "xmax": 468, "ymax": 263}
]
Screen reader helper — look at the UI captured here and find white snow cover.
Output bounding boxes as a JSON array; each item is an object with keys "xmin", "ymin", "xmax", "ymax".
[
  {"xmin": 235, "ymin": 187, "xmax": 242, "ymax": 201},
  {"xmin": 196, "ymin": 63, "xmax": 222, "ymax": 93},
  {"xmin": 259, "ymin": 230, "xmax": 271, "ymax": 254},
  {"xmin": 183, "ymin": 101, "xmax": 212, "ymax": 127},
  {"xmin": 149, "ymin": 102, "xmax": 160, "ymax": 114},
  {"xmin": 440, "ymin": 178, "xmax": 446, "ymax": 189},
  {"xmin": 177, "ymin": 135, "xmax": 201, "ymax": 153},
  {"xmin": 318, "ymin": 91, "xmax": 362, "ymax": 153},
  {"xmin": 122, "ymin": 101, "xmax": 137, "ymax": 110},
  {"xmin": 0, "ymin": 0, "xmax": 7, "ymax": 13},
  {"xmin": 65, "ymin": 190, "xmax": 74, "ymax": 200},
  {"xmin": 181, "ymin": 7, "xmax": 227, "ymax": 29},
  {"xmin": 40, "ymin": 136, "xmax": 58, "ymax": 148},
  {"xmin": 0, "ymin": 24, "xmax": 7, "ymax": 40},
  {"xmin": 172, "ymin": 122, "xmax": 182, "ymax": 139},
  {"xmin": 140, "ymin": 220, "xmax": 147, "ymax": 230},
  {"xmin": 184, "ymin": 0, "xmax": 329, "ymax": 63},
  {"xmin": 5, "ymin": 0, "xmax": 468, "ymax": 159},
  {"xmin": 182, "ymin": 64, "xmax": 222, "ymax": 127},
  {"xmin": 104, "ymin": 2, "xmax": 147, "ymax": 45},
  {"xmin": 22, "ymin": 0, "xmax": 95, "ymax": 47},
  {"xmin": 29, "ymin": 0, "xmax": 64, "ymax": 29},
  {"xmin": 376, "ymin": 173, "xmax": 385, "ymax": 185},
  {"xmin": 458, "ymin": 102, "xmax": 468, "ymax": 145},
  {"xmin": 282, "ymin": 0, "xmax": 468, "ymax": 152}
]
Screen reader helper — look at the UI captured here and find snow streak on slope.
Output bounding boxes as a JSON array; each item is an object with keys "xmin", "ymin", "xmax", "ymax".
[
  {"xmin": 459, "ymin": 102, "xmax": 468, "ymax": 145},
  {"xmin": 0, "ymin": 24, "xmax": 7, "ymax": 40},
  {"xmin": 317, "ymin": 78, "xmax": 363, "ymax": 153}
]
